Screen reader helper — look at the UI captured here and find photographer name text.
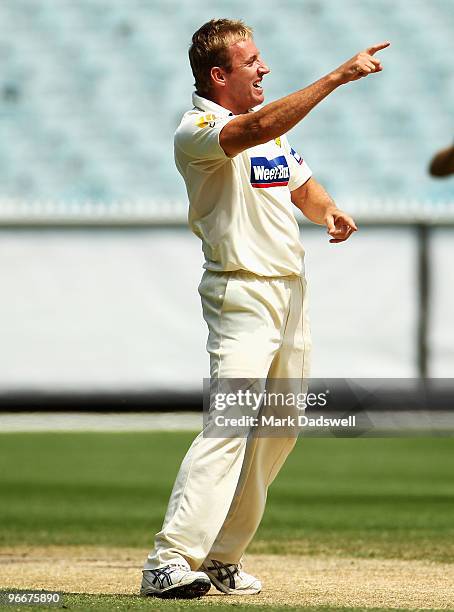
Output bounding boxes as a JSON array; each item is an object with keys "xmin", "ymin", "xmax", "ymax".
[{"xmin": 214, "ymin": 414, "xmax": 356, "ymax": 428}]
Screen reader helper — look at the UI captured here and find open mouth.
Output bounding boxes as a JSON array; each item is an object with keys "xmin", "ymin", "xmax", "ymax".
[{"xmin": 253, "ymin": 81, "xmax": 263, "ymax": 91}]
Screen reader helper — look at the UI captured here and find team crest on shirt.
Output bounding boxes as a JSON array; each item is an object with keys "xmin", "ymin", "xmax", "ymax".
[
  {"xmin": 290, "ymin": 147, "xmax": 304, "ymax": 165},
  {"xmin": 196, "ymin": 113, "xmax": 216, "ymax": 128},
  {"xmin": 250, "ymin": 155, "xmax": 290, "ymax": 188}
]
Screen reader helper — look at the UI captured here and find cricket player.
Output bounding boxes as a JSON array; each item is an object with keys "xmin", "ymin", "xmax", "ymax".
[
  {"xmin": 429, "ymin": 143, "xmax": 454, "ymax": 177},
  {"xmin": 141, "ymin": 18, "xmax": 389, "ymax": 599}
]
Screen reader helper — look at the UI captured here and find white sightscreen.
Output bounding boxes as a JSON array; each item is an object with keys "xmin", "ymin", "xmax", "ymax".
[{"xmin": 0, "ymin": 225, "xmax": 449, "ymax": 393}]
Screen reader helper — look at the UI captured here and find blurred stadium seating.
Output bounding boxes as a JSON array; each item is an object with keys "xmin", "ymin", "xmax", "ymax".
[
  {"xmin": 0, "ymin": 0, "xmax": 452, "ymax": 207},
  {"xmin": 0, "ymin": 1, "xmax": 453, "ymax": 401}
]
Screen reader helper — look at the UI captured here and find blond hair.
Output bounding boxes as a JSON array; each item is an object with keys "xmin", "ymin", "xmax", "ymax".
[{"xmin": 189, "ymin": 18, "xmax": 253, "ymax": 97}]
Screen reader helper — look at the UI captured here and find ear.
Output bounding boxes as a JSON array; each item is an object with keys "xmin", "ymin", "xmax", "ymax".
[{"xmin": 210, "ymin": 66, "xmax": 226, "ymax": 88}]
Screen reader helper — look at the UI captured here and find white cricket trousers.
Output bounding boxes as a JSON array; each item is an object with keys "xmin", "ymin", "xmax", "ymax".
[{"xmin": 144, "ymin": 269, "xmax": 311, "ymax": 570}]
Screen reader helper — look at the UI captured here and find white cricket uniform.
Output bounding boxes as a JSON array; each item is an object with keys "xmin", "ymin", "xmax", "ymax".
[
  {"xmin": 176, "ymin": 93, "xmax": 311, "ymax": 277},
  {"xmin": 144, "ymin": 93, "xmax": 312, "ymax": 570}
]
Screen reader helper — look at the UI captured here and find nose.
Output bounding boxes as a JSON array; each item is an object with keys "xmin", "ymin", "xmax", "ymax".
[{"xmin": 258, "ymin": 59, "xmax": 270, "ymax": 76}]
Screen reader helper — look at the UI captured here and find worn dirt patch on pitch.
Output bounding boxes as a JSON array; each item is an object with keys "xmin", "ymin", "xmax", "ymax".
[{"xmin": 1, "ymin": 546, "xmax": 453, "ymax": 609}]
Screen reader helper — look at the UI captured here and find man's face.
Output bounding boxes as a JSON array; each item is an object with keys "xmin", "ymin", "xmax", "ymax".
[{"xmin": 221, "ymin": 38, "xmax": 270, "ymax": 114}]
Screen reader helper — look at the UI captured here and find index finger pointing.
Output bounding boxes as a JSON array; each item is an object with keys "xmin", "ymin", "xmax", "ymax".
[{"xmin": 366, "ymin": 41, "xmax": 391, "ymax": 55}]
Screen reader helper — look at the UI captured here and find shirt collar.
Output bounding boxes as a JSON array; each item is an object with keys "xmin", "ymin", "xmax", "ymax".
[
  {"xmin": 192, "ymin": 92, "xmax": 234, "ymax": 116},
  {"xmin": 192, "ymin": 92, "xmax": 260, "ymax": 116}
]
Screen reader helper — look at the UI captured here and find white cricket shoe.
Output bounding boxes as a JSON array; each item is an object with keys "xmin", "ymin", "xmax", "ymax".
[
  {"xmin": 201, "ymin": 559, "xmax": 262, "ymax": 595},
  {"xmin": 140, "ymin": 564, "xmax": 211, "ymax": 599}
]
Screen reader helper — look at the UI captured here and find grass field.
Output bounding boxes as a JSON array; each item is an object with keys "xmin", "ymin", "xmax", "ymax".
[{"xmin": 1, "ymin": 432, "xmax": 453, "ymax": 610}]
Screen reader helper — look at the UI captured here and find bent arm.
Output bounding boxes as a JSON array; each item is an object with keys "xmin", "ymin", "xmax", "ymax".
[
  {"xmin": 291, "ymin": 178, "xmax": 358, "ymax": 243},
  {"xmin": 220, "ymin": 42, "xmax": 390, "ymax": 157}
]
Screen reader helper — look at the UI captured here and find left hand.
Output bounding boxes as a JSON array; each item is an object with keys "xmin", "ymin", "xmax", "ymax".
[{"xmin": 324, "ymin": 209, "xmax": 358, "ymax": 243}]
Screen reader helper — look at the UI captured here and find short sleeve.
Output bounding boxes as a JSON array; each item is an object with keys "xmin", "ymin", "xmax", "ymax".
[
  {"xmin": 174, "ymin": 112, "xmax": 236, "ymax": 161},
  {"xmin": 283, "ymin": 137, "xmax": 312, "ymax": 191}
]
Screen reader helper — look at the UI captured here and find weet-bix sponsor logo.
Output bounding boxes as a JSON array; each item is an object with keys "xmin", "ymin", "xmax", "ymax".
[
  {"xmin": 250, "ymin": 155, "xmax": 290, "ymax": 188},
  {"xmin": 290, "ymin": 147, "xmax": 304, "ymax": 165}
]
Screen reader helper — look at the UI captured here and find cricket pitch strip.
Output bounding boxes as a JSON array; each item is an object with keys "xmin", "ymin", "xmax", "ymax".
[{"xmin": 1, "ymin": 545, "xmax": 453, "ymax": 609}]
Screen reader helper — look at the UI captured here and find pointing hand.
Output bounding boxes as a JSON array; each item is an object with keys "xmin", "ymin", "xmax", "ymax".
[{"xmin": 332, "ymin": 41, "xmax": 391, "ymax": 85}]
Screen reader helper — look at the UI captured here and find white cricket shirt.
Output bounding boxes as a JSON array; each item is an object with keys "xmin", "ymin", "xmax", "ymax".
[{"xmin": 174, "ymin": 93, "xmax": 312, "ymax": 277}]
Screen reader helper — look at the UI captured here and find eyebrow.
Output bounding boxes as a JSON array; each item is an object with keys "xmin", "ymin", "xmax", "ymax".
[{"xmin": 244, "ymin": 53, "xmax": 258, "ymax": 64}]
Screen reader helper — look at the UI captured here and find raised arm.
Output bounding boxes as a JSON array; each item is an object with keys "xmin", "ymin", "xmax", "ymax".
[{"xmin": 220, "ymin": 42, "xmax": 390, "ymax": 157}]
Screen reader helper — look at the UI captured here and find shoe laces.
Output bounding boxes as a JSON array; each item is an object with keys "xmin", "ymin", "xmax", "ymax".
[{"xmin": 168, "ymin": 563, "xmax": 190, "ymax": 571}]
